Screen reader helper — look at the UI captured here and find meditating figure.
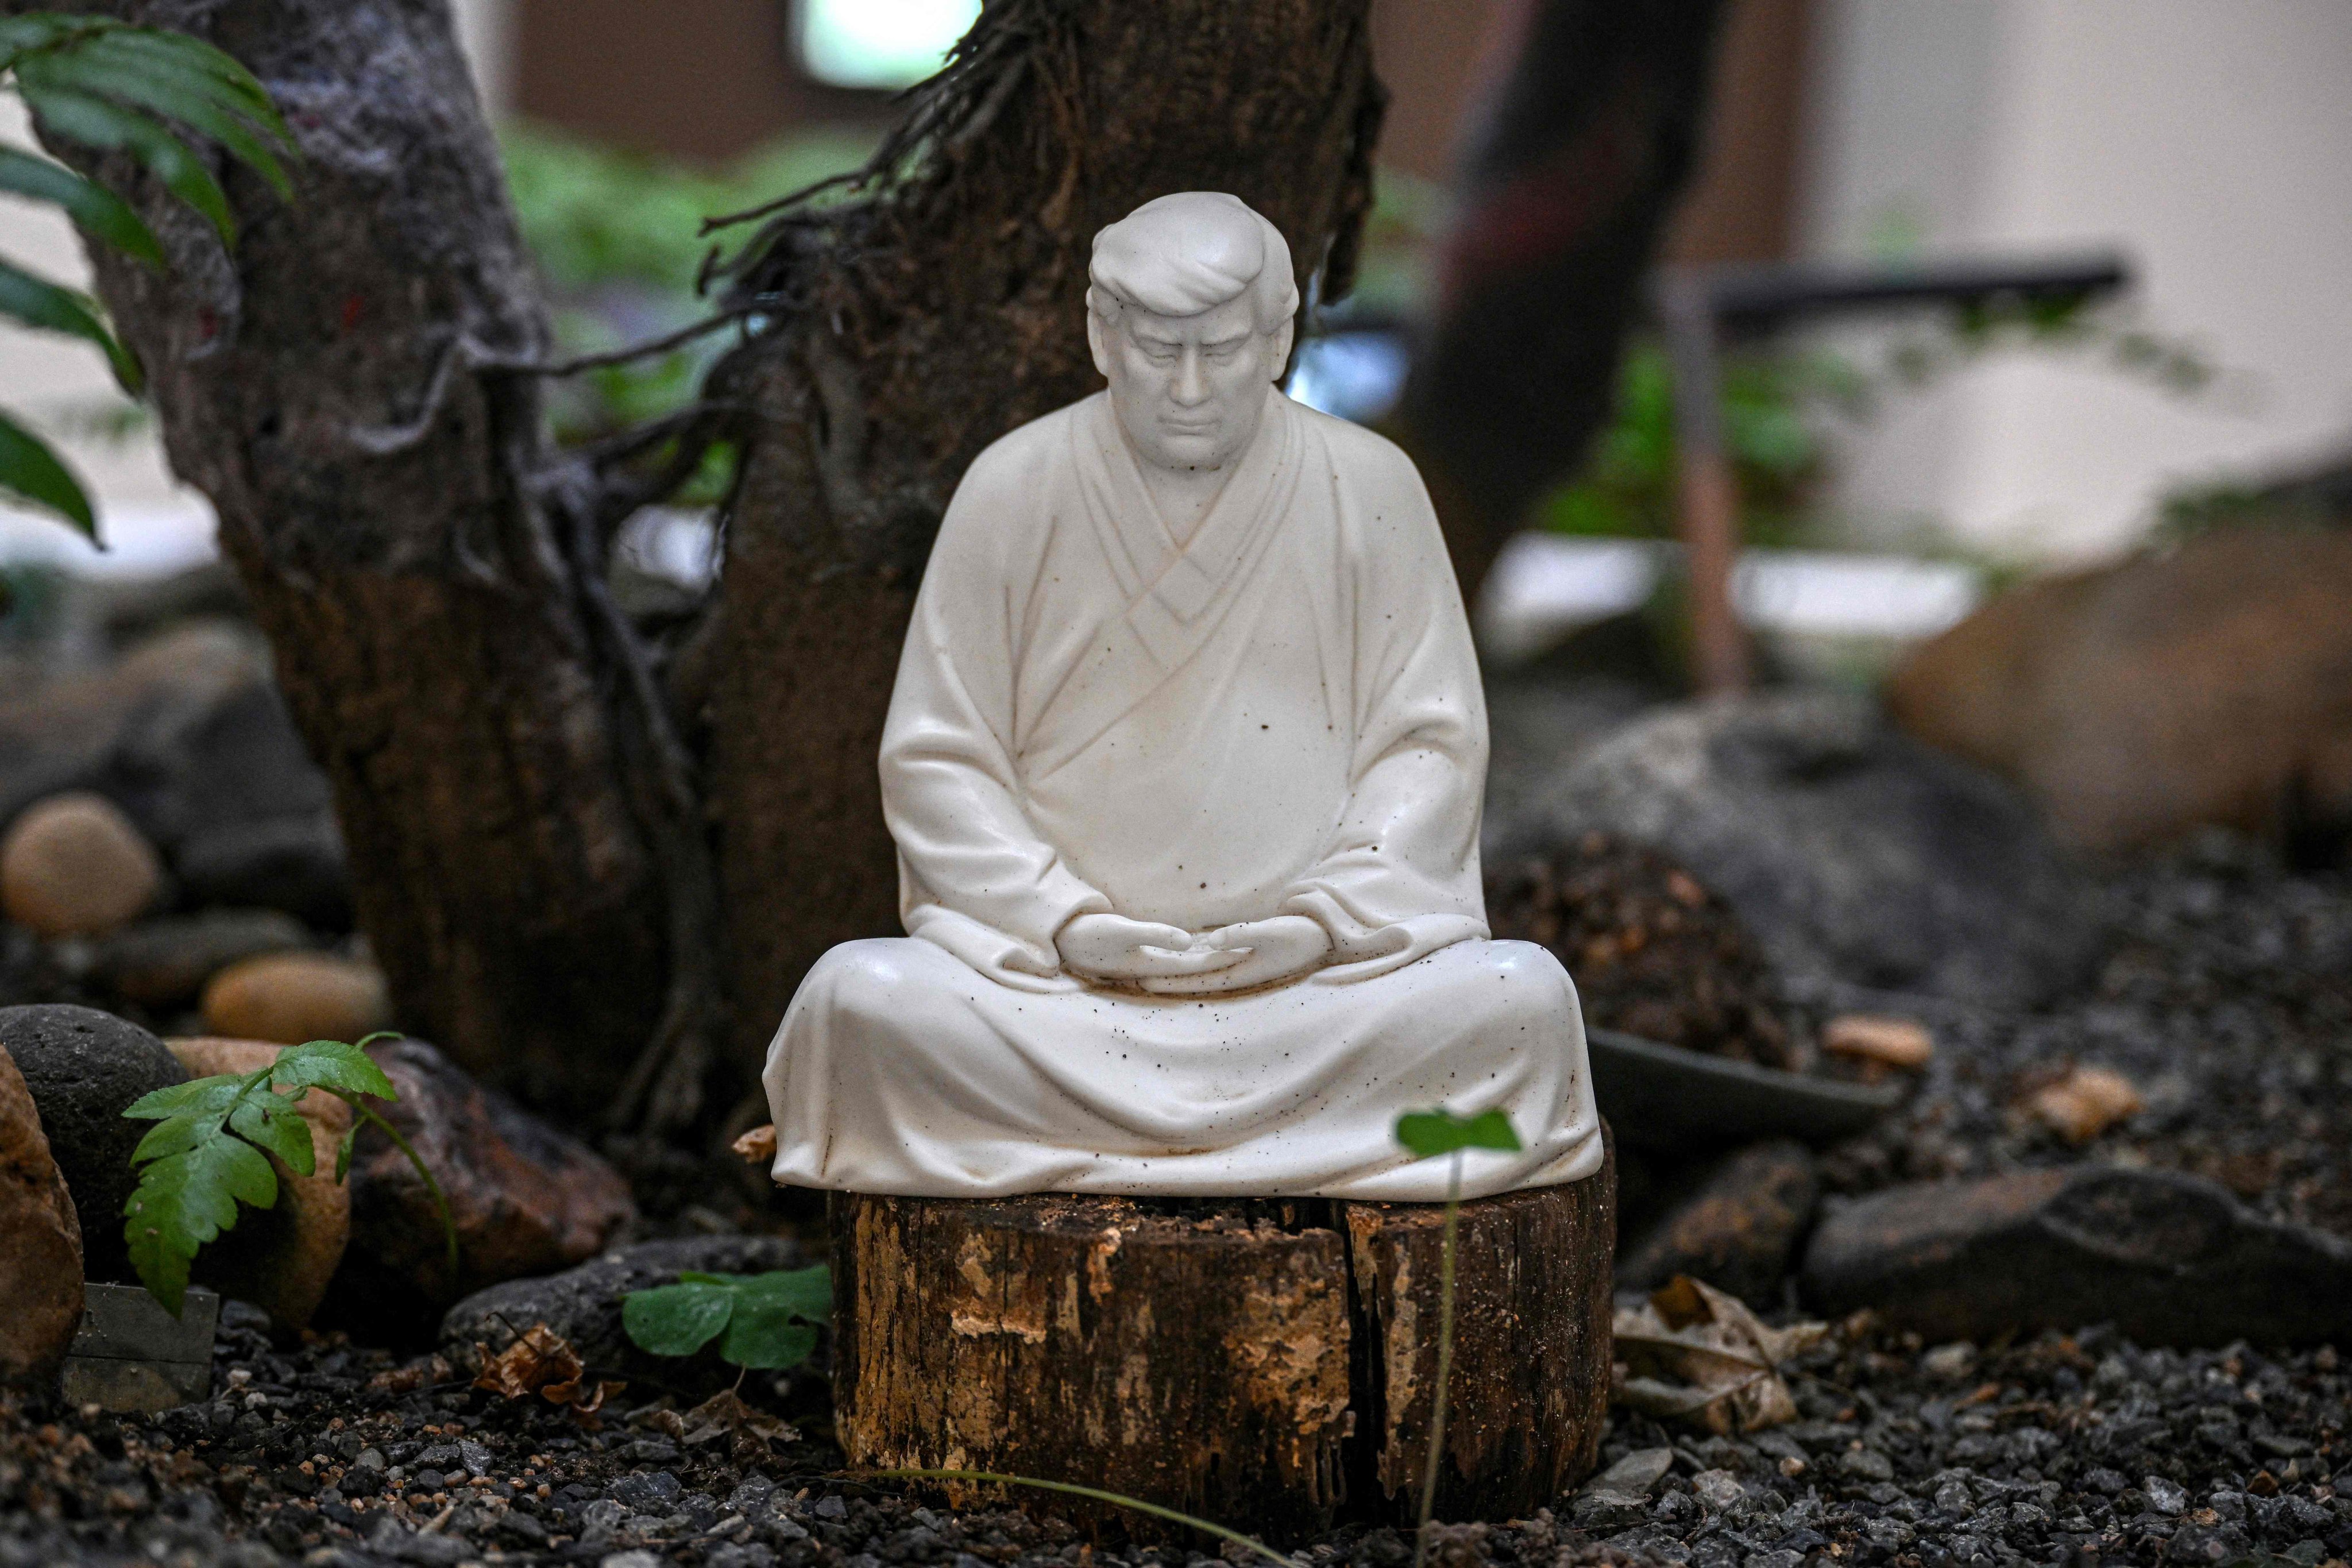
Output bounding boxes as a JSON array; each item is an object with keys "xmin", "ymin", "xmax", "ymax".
[{"xmin": 761, "ymin": 192, "xmax": 1600, "ymax": 1200}]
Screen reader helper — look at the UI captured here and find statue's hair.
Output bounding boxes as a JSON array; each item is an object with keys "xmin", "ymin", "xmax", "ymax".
[{"xmin": 1086, "ymin": 192, "xmax": 1297, "ymax": 333}]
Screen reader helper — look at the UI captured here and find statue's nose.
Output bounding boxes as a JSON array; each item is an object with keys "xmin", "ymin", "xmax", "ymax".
[{"xmin": 1171, "ymin": 352, "xmax": 1211, "ymax": 405}]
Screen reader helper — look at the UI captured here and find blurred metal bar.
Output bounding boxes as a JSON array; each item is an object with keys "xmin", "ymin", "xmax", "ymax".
[
  {"xmin": 1654, "ymin": 271, "xmax": 1750, "ymax": 696},
  {"xmin": 1653, "ymin": 250, "xmax": 2131, "ymax": 696}
]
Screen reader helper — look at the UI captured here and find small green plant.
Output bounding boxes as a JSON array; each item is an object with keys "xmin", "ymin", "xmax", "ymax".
[
  {"xmin": 1, "ymin": 12, "xmax": 295, "ymax": 537},
  {"xmin": 1391, "ymin": 1106, "xmax": 1523, "ymax": 1568},
  {"xmin": 120, "ymin": 1034, "xmax": 453, "ymax": 1316},
  {"xmin": 622, "ymin": 1265, "xmax": 832, "ymax": 1372}
]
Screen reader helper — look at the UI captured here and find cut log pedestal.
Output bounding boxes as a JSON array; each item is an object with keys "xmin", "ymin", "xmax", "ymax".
[{"xmin": 830, "ymin": 1142, "xmax": 1615, "ymax": 1543}]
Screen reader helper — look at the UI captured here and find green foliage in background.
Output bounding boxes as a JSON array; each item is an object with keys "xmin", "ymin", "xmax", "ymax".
[
  {"xmin": 501, "ymin": 122, "xmax": 872, "ymax": 492},
  {"xmin": 1540, "ymin": 340, "xmax": 1863, "ymax": 547},
  {"xmin": 0, "ymin": 13, "xmax": 293, "ymax": 538},
  {"xmin": 622, "ymin": 1265, "xmax": 832, "ymax": 1372},
  {"xmin": 1541, "ymin": 295, "xmax": 2214, "ymax": 553},
  {"xmin": 121, "ymin": 1035, "xmax": 454, "ymax": 1316}
]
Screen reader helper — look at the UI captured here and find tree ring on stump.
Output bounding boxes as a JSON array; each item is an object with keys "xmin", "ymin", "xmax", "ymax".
[{"xmin": 830, "ymin": 1142, "xmax": 1614, "ymax": 1543}]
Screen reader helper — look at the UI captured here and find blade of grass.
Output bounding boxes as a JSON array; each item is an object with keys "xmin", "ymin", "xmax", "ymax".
[
  {"xmin": 865, "ymin": 1469, "xmax": 1300, "ymax": 1568},
  {"xmin": 1412, "ymin": 1150, "xmax": 1463, "ymax": 1568}
]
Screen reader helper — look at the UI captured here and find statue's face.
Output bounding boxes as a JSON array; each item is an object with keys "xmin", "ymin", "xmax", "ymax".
[{"xmin": 1089, "ymin": 292, "xmax": 1293, "ymax": 475}]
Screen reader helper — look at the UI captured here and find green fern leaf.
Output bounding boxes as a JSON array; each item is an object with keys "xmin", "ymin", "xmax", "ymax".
[
  {"xmin": 269, "ymin": 1039, "xmax": 396, "ymax": 1100},
  {"xmin": 20, "ymin": 84, "xmax": 234, "ymax": 242},
  {"xmin": 230, "ymin": 1093, "xmax": 316, "ymax": 1176},
  {"xmin": 0, "ymin": 145, "xmax": 163, "ymax": 264},
  {"xmin": 0, "ymin": 411, "xmax": 94, "ymax": 536},
  {"xmin": 122, "ymin": 1133, "xmax": 277, "ymax": 1316},
  {"xmin": 0, "ymin": 256, "xmax": 139, "ymax": 390}
]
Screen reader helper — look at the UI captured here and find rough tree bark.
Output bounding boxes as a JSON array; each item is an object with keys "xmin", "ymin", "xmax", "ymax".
[
  {"xmin": 701, "ymin": 0, "xmax": 1387, "ymax": 1067},
  {"xmin": 20, "ymin": 0, "xmax": 712, "ymax": 1123},
  {"xmin": 1399, "ymin": 0, "xmax": 1727, "ymax": 603},
  {"xmin": 832, "ymin": 1153, "xmax": 1616, "ymax": 1540}
]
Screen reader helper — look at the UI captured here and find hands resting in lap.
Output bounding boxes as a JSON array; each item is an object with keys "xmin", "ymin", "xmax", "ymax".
[{"xmin": 1055, "ymin": 912, "xmax": 1331, "ymax": 994}]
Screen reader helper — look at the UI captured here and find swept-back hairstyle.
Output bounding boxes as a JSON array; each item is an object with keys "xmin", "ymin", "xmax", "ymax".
[{"xmin": 1086, "ymin": 192, "xmax": 1297, "ymax": 331}]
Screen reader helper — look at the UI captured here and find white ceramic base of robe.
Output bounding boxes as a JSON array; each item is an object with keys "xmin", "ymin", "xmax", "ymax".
[{"xmin": 760, "ymin": 934, "xmax": 1603, "ymax": 1201}]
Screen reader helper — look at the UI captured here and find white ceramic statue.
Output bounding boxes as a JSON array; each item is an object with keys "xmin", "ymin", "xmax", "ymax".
[{"xmin": 760, "ymin": 192, "xmax": 1600, "ymax": 1200}]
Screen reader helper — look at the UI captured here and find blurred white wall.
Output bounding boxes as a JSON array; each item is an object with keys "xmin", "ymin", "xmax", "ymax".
[
  {"xmin": 0, "ymin": 0, "xmax": 513, "ymax": 564},
  {"xmin": 1798, "ymin": 0, "xmax": 2352, "ymax": 563}
]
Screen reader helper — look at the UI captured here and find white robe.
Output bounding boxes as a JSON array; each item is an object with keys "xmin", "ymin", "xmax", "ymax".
[{"xmin": 762, "ymin": 388, "xmax": 1601, "ymax": 1200}]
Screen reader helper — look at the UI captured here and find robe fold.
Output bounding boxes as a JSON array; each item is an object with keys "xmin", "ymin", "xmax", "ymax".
[{"xmin": 762, "ymin": 388, "xmax": 1601, "ymax": 1200}]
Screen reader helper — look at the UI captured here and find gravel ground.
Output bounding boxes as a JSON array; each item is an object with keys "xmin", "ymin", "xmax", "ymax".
[
  {"xmin": 1589, "ymin": 1322, "xmax": 2350, "ymax": 1568},
  {"xmin": 4, "ymin": 1304, "xmax": 2346, "ymax": 1568},
  {"xmin": 1809, "ymin": 833, "xmax": 2352, "ymax": 1240}
]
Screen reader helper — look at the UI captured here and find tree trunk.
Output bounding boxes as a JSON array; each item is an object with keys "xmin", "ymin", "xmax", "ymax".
[
  {"xmin": 1399, "ymin": 0, "xmax": 1727, "ymax": 603},
  {"xmin": 703, "ymin": 0, "xmax": 1387, "ymax": 1066},
  {"xmin": 832, "ymin": 1153, "xmax": 1615, "ymax": 1542},
  {"xmin": 35, "ymin": 0, "xmax": 717, "ymax": 1124}
]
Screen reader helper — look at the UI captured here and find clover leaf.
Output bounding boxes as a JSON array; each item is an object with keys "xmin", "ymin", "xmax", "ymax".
[
  {"xmin": 1393, "ymin": 1106, "xmax": 1523, "ymax": 1162},
  {"xmin": 623, "ymin": 1266, "xmax": 832, "ymax": 1372}
]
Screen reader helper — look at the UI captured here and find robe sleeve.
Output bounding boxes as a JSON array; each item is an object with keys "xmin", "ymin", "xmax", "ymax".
[
  {"xmin": 880, "ymin": 431, "xmax": 1111, "ymax": 991},
  {"xmin": 1279, "ymin": 432, "xmax": 1491, "ymax": 983}
]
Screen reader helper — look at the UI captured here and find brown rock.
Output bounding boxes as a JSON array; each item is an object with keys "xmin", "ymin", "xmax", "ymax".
[
  {"xmin": 1822, "ymin": 1014, "xmax": 1934, "ymax": 1072},
  {"xmin": 199, "ymin": 951, "xmax": 391, "ymax": 1045},
  {"xmin": 1619, "ymin": 1139, "xmax": 1819, "ymax": 1303},
  {"xmin": 0, "ymin": 791, "xmax": 163, "ymax": 938},
  {"xmin": 1887, "ymin": 527, "xmax": 2352, "ymax": 855},
  {"xmin": 0, "ymin": 1043, "xmax": 84, "ymax": 1378},
  {"xmin": 321, "ymin": 1037, "xmax": 636, "ymax": 1341},
  {"xmin": 2025, "ymin": 1065, "xmax": 2143, "ymax": 1144},
  {"xmin": 164, "ymin": 1038, "xmax": 352, "ymax": 1329}
]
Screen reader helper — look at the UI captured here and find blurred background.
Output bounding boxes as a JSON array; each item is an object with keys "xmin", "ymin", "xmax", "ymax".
[{"xmin": 6, "ymin": 0, "xmax": 2349, "ymax": 670}]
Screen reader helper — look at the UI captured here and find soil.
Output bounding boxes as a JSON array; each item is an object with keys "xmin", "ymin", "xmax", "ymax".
[{"xmin": 1487, "ymin": 833, "xmax": 1802, "ymax": 1071}]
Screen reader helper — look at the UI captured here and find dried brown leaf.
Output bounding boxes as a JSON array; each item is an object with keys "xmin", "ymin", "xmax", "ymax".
[
  {"xmin": 1610, "ymin": 1275, "xmax": 1825, "ymax": 1434},
  {"xmin": 677, "ymin": 1388, "xmax": 800, "ymax": 1449}
]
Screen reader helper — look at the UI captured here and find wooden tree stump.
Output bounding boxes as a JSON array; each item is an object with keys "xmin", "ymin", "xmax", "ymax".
[{"xmin": 830, "ymin": 1144, "xmax": 1614, "ymax": 1542}]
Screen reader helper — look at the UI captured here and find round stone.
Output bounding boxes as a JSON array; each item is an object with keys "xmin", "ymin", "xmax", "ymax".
[
  {"xmin": 200, "ymin": 951, "xmax": 393, "ymax": 1046},
  {"xmin": 0, "ymin": 1004, "xmax": 187, "ymax": 1284},
  {"xmin": 1, "ymin": 791, "xmax": 164, "ymax": 938}
]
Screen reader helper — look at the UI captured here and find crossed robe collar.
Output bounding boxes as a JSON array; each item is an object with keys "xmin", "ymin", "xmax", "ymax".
[
  {"xmin": 1072, "ymin": 386, "xmax": 1304, "ymax": 672},
  {"xmin": 1019, "ymin": 388, "xmax": 1309, "ymax": 780}
]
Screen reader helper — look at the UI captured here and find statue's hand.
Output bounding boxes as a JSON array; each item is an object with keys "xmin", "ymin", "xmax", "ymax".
[
  {"xmin": 1057, "ymin": 913, "xmax": 1248, "ymax": 983},
  {"xmin": 1138, "ymin": 915, "xmax": 1331, "ymax": 995}
]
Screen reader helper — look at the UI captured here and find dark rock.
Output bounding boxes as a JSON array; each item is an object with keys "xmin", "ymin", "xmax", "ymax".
[
  {"xmin": 0, "ymin": 620, "xmax": 347, "ymax": 926},
  {"xmin": 1511, "ymin": 691, "xmax": 2098, "ymax": 1008},
  {"xmin": 94, "ymin": 909, "xmax": 312, "ymax": 1009},
  {"xmin": 0, "ymin": 1042, "xmax": 83, "ymax": 1376},
  {"xmin": 439, "ymin": 1234, "xmax": 804, "ymax": 1396},
  {"xmin": 176, "ymin": 814, "xmax": 351, "ymax": 931},
  {"xmin": 1801, "ymin": 1165, "xmax": 2352, "ymax": 1346},
  {"xmin": 0, "ymin": 1004, "xmax": 186, "ymax": 1283},
  {"xmin": 319, "ymin": 1037, "xmax": 636, "ymax": 1343},
  {"xmin": 1620, "ymin": 1138, "xmax": 1819, "ymax": 1302}
]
